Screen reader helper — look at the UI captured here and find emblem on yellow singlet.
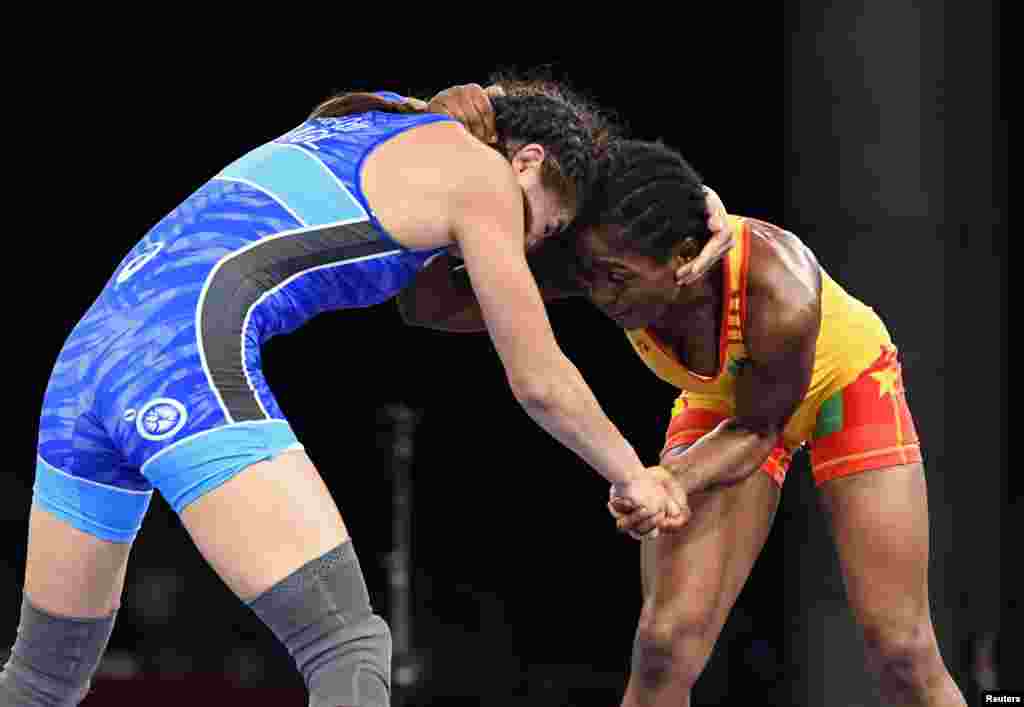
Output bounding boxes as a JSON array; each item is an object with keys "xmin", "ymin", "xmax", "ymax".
[
  {"xmin": 869, "ymin": 367, "xmax": 900, "ymax": 398},
  {"xmin": 671, "ymin": 396, "xmax": 689, "ymax": 417}
]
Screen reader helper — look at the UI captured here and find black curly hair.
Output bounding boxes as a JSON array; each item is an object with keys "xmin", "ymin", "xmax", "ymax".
[
  {"xmin": 486, "ymin": 93, "xmax": 597, "ymax": 213},
  {"xmin": 486, "ymin": 70, "xmax": 620, "ymax": 159},
  {"xmin": 582, "ymin": 139, "xmax": 711, "ymax": 263}
]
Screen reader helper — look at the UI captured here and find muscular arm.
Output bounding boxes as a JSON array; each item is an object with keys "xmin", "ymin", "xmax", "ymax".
[
  {"xmin": 447, "ymin": 146, "xmax": 645, "ymax": 486},
  {"xmin": 662, "ymin": 231, "xmax": 821, "ymax": 493},
  {"xmin": 398, "ymin": 235, "xmax": 584, "ymax": 332}
]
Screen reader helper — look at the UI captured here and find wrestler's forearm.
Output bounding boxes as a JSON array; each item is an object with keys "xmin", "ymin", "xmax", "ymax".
[{"xmin": 664, "ymin": 419, "xmax": 779, "ymax": 493}]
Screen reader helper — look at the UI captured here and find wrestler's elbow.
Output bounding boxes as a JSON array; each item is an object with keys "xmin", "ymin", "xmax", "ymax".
[
  {"xmin": 397, "ymin": 289, "xmax": 456, "ymax": 330},
  {"xmin": 509, "ymin": 371, "xmax": 554, "ymax": 411},
  {"xmin": 723, "ymin": 418, "xmax": 783, "ymax": 483},
  {"xmin": 725, "ymin": 415, "xmax": 781, "ymax": 442}
]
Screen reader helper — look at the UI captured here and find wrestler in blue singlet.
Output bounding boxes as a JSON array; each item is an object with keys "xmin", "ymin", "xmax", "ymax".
[{"xmin": 35, "ymin": 93, "xmax": 454, "ymax": 543}]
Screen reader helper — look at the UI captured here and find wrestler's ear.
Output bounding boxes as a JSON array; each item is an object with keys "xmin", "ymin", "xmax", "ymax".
[{"xmin": 671, "ymin": 237, "xmax": 700, "ymax": 267}]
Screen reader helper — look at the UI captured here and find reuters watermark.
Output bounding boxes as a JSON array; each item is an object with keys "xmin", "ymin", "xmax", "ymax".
[{"xmin": 984, "ymin": 692, "xmax": 1024, "ymax": 704}]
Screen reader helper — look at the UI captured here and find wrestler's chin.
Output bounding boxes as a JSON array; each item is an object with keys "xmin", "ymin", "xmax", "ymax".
[{"xmin": 611, "ymin": 306, "xmax": 659, "ymax": 331}]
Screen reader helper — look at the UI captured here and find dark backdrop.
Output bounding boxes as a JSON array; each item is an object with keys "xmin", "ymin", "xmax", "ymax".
[{"xmin": 5, "ymin": 5, "xmax": 1006, "ymax": 704}]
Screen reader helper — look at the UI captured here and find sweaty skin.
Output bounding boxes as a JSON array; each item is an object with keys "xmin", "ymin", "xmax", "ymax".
[
  {"xmin": 577, "ymin": 218, "xmax": 821, "ymax": 532},
  {"xmin": 605, "ymin": 219, "xmax": 966, "ymax": 704}
]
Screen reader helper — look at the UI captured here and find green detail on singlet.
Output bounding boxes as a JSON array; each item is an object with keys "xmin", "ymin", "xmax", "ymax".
[
  {"xmin": 727, "ymin": 356, "xmax": 751, "ymax": 378},
  {"xmin": 814, "ymin": 390, "xmax": 845, "ymax": 439}
]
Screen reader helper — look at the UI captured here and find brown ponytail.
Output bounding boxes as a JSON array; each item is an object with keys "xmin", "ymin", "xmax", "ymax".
[{"xmin": 309, "ymin": 92, "xmax": 426, "ymax": 120}]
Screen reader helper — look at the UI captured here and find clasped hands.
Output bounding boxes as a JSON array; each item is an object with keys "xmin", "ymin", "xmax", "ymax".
[{"xmin": 608, "ymin": 465, "xmax": 692, "ymax": 541}]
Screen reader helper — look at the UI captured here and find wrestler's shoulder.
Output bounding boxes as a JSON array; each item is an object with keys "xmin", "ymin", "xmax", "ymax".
[
  {"xmin": 741, "ymin": 216, "xmax": 821, "ymax": 304},
  {"xmin": 742, "ymin": 216, "xmax": 808, "ymax": 256}
]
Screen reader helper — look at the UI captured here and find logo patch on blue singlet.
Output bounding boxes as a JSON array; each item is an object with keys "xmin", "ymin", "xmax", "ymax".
[
  {"xmin": 277, "ymin": 117, "xmax": 372, "ymax": 149},
  {"xmin": 136, "ymin": 398, "xmax": 188, "ymax": 441}
]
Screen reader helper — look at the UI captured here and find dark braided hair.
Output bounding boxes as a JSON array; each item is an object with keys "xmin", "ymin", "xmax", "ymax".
[{"xmin": 582, "ymin": 139, "xmax": 711, "ymax": 263}]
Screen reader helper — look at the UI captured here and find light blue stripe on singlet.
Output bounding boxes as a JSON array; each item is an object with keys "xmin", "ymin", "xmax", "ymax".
[
  {"xmin": 141, "ymin": 420, "xmax": 302, "ymax": 513},
  {"xmin": 34, "ymin": 456, "xmax": 153, "ymax": 543},
  {"xmin": 216, "ymin": 143, "xmax": 367, "ymax": 227}
]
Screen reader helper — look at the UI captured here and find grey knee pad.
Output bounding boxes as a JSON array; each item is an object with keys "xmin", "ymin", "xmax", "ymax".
[
  {"xmin": 247, "ymin": 542, "xmax": 392, "ymax": 707},
  {"xmin": 0, "ymin": 597, "xmax": 116, "ymax": 706}
]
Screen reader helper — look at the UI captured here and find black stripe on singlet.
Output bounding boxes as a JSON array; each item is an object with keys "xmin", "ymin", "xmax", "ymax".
[{"xmin": 199, "ymin": 220, "xmax": 394, "ymax": 422}]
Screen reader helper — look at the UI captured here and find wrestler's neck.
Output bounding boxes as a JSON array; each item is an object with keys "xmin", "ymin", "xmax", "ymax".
[{"xmin": 651, "ymin": 262, "xmax": 725, "ymax": 341}]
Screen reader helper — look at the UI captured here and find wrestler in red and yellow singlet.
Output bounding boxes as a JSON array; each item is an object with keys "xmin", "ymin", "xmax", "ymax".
[{"xmin": 625, "ymin": 215, "xmax": 922, "ymax": 486}]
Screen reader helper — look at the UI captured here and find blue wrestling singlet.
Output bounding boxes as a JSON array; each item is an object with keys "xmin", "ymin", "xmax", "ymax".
[{"xmin": 35, "ymin": 96, "xmax": 454, "ymax": 542}]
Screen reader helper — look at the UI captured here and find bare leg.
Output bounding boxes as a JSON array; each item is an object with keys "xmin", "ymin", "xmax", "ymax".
[
  {"xmin": 23, "ymin": 503, "xmax": 133, "ymax": 618},
  {"xmin": 819, "ymin": 463, "xmax": 966, "ymax": 706},
  {"xmin": 0, "ymin": 504, "xmax": 133, "ymax": 705},
  {"xmin": 622, "ymin": 470, "xmax": 780, "ymax": 707},
  {"xmin": 179, "ymin": 449, "xmax": 349, "ymax": 600},
  {"xmin": 179, "ymin": 449, "xmax": 390, "ymax": 707}
]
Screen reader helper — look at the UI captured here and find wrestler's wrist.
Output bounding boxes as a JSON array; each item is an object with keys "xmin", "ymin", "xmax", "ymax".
[
  {"xmin": 605, "ymin": 443, "xmax": 647, "ymax": 486},
  {"xmin": 609, "ymin": 467, "xmax": 642, "ymax": 491},
  {"xmin": 664, "ymin": 462, "xmax": 701, "ymax": 495}
]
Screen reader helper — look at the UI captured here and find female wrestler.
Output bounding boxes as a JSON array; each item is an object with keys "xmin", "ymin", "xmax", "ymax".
[
  {"xmin": 1, "ymin": 86, "xmax": 688, "ymax": 707},
  {"xmin": 401, "ymin": 138, "xmax": 967, "ymax": 705}
]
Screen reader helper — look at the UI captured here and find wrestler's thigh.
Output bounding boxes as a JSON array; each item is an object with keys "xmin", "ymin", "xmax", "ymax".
[
  {"xmin": 641, "ymin": 470, "xmax": 780, "ymax": 624},
  {"xmin": 817, "ymin": 462, "xmax": 930, "ymax": 624},
  {"xmin": 179, "ymin": 449, "xmax": 350, "ymax": 601},
  {"xmin": 23, "ymin": 503, "xmax": 133, "ymax": 618}
]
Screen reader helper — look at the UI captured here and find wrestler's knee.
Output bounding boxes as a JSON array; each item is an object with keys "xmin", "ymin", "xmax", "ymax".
[
  {"xmin": 306, "ymin": 613, "xmax": 391, "ymax": 707},
  {"xmin": 860, "ymin": 611, "xmax": 943, "ymax": 689},
  {"xmin": 633, "ymin": 599, "xmax": 718, "ymax": 691},
  {"xmin": 247, "ymin": 542, "xmax": 392, "ymax": 707}
]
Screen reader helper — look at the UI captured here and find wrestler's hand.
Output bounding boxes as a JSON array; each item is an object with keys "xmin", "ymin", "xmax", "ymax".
[
  {"xmin": 676, "ymin": 186, "xmax": 733, "ymax": 287},
  {"xmin": 608, "ymin": 467, "xmax": 689, "ymax": 541},
  {"xmin": 427, "ymin": 83, "xmax": 505, "ymax": 145}
]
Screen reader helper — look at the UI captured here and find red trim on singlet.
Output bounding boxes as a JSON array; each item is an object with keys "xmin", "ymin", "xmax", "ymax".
[
  {"xmin": 637, "ymin": 220, "xmax": 752, "ymax": 384},
  {"xmin": 737, "ymin": 219, "xmax": 752, "ymax": 340},
  {"xmin": 674, "ymin": 231, "xmax": 737, "ymax": 382}
]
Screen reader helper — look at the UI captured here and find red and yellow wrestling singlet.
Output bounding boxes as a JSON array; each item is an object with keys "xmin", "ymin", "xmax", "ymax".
[{"xmin": 627, "ymin": 216, "xmax": 922, "ymax": 486}]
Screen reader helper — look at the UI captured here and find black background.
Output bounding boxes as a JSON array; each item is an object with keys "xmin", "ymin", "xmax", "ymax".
[{"xmin": 5, "ymin": 3, "xmax": 1008, "ymax": 704}]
